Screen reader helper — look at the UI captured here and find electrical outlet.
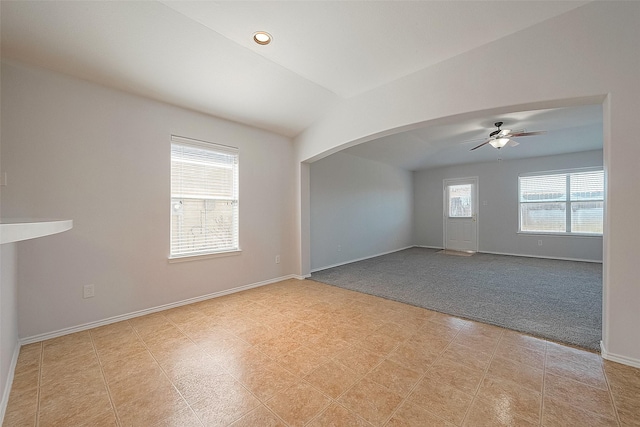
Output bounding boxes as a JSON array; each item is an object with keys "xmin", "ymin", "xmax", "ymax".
[
  {"xmin": 337, "ymin": 245, "xmax": 341, "ymax": 252},
  {"xmin": 275, "ymin": 255, "xmax": 280, "ymax": 264},
  {"xmin": 83, "ymin": 284, "xmax": 95, "ymax": 299},
  {"xmin": 538, "ymin": 240, "xmax": 543, "ymax": 246}
]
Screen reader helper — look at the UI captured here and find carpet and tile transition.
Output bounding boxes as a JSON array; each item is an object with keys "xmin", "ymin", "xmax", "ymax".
[{"xmin": 310, "ymin": 247, "xmax": 602, "ymax": 351}]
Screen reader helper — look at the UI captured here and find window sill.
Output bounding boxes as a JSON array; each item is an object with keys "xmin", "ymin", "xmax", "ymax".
[
  {"xmin": 168, "ymin": 249, "xmax": 242, "ymax": 263},
  {"xmin": 517, "ymin": 232, "xmax": 602, "ymax": 238}
]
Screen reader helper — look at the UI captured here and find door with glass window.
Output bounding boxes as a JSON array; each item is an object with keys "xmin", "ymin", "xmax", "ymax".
[{"xmin": 443, "ymin": 178, "xmax": 478, "ymax": 252}]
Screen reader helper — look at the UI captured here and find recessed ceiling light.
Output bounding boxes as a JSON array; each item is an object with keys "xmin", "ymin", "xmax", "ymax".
[{"xmin": 253, "ymin": 31, "xmax": 272, "ymax": 45}]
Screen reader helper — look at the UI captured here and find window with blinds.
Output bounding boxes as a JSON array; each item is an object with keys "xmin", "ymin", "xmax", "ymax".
[
  {"xmin": 170, "ymin": 136, "xmax": 239, "ymax": 258},
  {"xmin": 519, "ymin": 169, "xmax": 603, "ymax": 234}
]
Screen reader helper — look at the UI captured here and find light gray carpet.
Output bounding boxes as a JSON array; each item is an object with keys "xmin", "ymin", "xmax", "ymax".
[{"xmin": 310, "ymin": 247, "xmax": 602, "ymax": 351}]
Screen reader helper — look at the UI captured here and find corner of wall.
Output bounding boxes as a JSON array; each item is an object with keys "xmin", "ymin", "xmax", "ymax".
[
  {"xmin": 0, "ymin": 243, "xmax": 20, "ymax": 425},
  {"xmin": 0, "ymin": 344, "xmax": 19, "ymax": 425},
  {"xmin": 601, "ymin": 340, "xmax": 640, "ymax": 369}
]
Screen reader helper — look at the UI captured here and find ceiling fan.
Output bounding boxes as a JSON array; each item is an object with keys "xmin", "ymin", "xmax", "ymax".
[{"xmin": 470, "ymin": 121, "xmax": 545, "ymax": 151}]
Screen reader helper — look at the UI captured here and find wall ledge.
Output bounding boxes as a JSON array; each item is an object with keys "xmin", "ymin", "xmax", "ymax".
[{"xmin": 0, "ymin": 219, "xmax": 72, "ymax": 244}]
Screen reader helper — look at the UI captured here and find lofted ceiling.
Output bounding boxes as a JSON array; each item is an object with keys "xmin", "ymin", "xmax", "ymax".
[{"xmin": 1, "ymin": 1, "xmax": 600, "ymax": 170}]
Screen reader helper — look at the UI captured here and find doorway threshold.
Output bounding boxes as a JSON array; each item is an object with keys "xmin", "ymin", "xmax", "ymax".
[{"xmin": 438, "ymin": 249, "xmax": 475, "ymax": 257}]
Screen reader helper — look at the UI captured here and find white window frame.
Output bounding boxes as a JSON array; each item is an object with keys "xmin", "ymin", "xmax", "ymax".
[
  {"xmin": 518, "ymin": 167, "xmax": 603, "ymax": 236},
  {"xmin": 169, "ymin": 135, "xmax": 240, "ymax": 261}
]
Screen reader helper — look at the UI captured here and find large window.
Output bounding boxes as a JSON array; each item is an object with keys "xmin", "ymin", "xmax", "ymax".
[
  {"xmin": 170, "ymin": 136, "xmax": 239, "ymax": 259},
  {"xmin": 519, "ymin": 168, "xmax": 603, "ymax": 235}
]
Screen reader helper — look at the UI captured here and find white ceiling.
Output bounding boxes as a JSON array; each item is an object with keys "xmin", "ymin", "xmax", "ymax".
[
  {"xmin": 1, "ymin": 1, "xmax": 600, "ymax": 170},
  {"xmin": 343, "ymin": 104, "xmax": 603, "ymax": 171},
  {"xmin": 161, "ymin": 1, "xmax": 588, "ymax": 99}
]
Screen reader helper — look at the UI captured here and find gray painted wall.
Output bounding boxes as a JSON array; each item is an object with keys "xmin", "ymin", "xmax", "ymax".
[
  {"xmin": 413, "ymin": 150, "xmax": 603, "ymax": 262},
  {"xmin": 310, "ymin": 152, "xmax": 413, "ymax": 271},
  {"xmin": 1, "ymin": 61, "xmax": 297, "ymax": 339}
]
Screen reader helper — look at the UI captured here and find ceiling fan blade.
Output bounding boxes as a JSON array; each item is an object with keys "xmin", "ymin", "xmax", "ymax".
[
  {"xmin": 470, "ymin": 139, "xmax": 491, "ymax": 151},
  {"xmin": 508, "ymin": 131, "xmax": 546, "ymax": 138}
]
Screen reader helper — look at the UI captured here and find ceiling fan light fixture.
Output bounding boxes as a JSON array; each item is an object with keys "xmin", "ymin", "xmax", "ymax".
[
  {"xmin": 470, "ymin": 121, "xmax": 545, "ymax": 152},
  {"xmin": 490, "ymin": 138, "xmax": 510, "ymax": 149},
  {"xmin": 253, "ymin": 31, "xmax": 272, "ymax": 45}
]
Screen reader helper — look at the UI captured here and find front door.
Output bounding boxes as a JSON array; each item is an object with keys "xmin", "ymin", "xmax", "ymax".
[{"xmin": 444, "ymin": 177, "xmax": 478, "ymax": 252}]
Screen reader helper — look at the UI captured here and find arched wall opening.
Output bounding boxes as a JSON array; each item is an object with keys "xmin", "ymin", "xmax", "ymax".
[
  {"xmin": 298, "ymin": 95, "xmax": 609, "ymax": 348},
  {"xmin": 293, "ymin": 2, "xmax": 640, "ymax": 365}
]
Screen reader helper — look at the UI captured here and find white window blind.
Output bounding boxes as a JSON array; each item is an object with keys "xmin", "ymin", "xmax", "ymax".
[
  {"xmin": 170, "ymin": 136, "xmax": 239, "ymax": 258},
  {"xmin": 448, "ymin": 184, "xmax": 473, "ymax": 218},
  {"xmin": 569, "ymin": 170, "xmax": 604, "ymax": 234},
  {"xmin": 519, "ymin": 174, "xmax": 567, "ymax": 232},
  {"xmin": 519, "ymin": 169, "xmax": 603, "ymax": 235}
]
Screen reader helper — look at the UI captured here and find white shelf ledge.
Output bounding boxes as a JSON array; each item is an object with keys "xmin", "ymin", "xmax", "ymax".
[{"xmin": 0, "ymin": 219, "xmax": 73, "ymax": 244}]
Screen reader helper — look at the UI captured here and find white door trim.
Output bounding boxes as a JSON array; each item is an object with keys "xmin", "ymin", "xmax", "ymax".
[{"xmin": 443, "ymin": 176, "xmax": 479, "ymax": 252}]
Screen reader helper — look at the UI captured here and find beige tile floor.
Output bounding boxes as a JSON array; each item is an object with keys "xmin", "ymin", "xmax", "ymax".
[{"xmin": 4, "ymin": 279, "xmax": 640, "ymax": 427}]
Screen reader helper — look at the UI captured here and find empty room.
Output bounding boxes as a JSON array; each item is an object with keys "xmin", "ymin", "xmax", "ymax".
[
  {"xmin": 309, "ymin": 105, "xmax": 605, "ymax": 352},
  {"xmin": 1, "ymin": 2, "xmax": 640, "ymax": 426}
]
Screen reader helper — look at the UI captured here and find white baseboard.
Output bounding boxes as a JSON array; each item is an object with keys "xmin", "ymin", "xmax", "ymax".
[
  {"xmin": 0, "ymin": 344, "xmax": 20, "ymax": 426},
  {"xmin": 310, "ymin": 246, "xmax": 414, "ymax": 273},
  {"xmin": 310, "ymin": 245, "xmax": 600, "ymax": 272},
  {"xmin": 601, "ymin": 341, "xmax": 640, "ymax": 368},
  {"xmin": 415, "ymin": 246, "xmax": 601, "ymax": 263},
  {"xmin": 20, "ymin": 274, "xmax": 303, "ymax": 345},
  {"xmin": 477, "ymin": 250, "xmax": 602, "ymax": 264}
]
